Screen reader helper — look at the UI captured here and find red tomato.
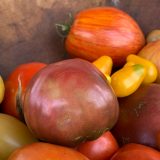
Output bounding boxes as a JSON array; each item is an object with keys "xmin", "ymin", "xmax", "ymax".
[
  {"xmin": 1, "ymin": 62, "xmax": 46, "ymax": 119},
  {"xmin": 77, "ymin": 131, "xmax": 119, "ymax": 160},
  {"xmin": 23, "ymin": 59, "xmax": 119, "ymax": 147},
  {"xmin": 65, "ymin": 7, "xmax": 145, "ymax": 67},
  {"xmin": 8, "ymin": 142, "xmax": 89, "ymax": 160},
  {"xmin": 110, "ymin": 143, "xmax": 160, "ymax": 160}
]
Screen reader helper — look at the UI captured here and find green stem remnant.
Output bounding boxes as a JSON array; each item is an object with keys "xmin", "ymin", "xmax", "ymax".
[{"xmin": 55, "ymin": 13, "xmax": 73, "ymax": 38}]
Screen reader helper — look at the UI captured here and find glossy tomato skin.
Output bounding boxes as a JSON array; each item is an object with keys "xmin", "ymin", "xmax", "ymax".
[
  {"xmin": 1, "ymin": 62, "xmax": 46, "ymax": 119},
  {"xmin": 0, "ymin": 113, "xmax": 38, "ymax": 160},
  {"xmin": 77, "ymin": 131, "xmax": 119, "ymax": 160},
  {"xmin": 110, "ymin": 143, "xmax": 160, "ymax": 160},
  {"xmin": 8, "ymin": 142, "xmax": 89, "ymax": 160},
  {"xmin": 65, "ymin": 7, "xmax": 145, "ymax": 67},
  {"xmin": 111, "ymin": 83, "xmax": 160, "ymax": 150},
  {"xmin": 23, "ymin": 58, "xmax": 119, "ymax": 147}
]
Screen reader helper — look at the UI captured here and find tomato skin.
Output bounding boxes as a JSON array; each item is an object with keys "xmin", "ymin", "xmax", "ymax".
[
  {"xmin": 111, "ymin": 64, "xmax": 146, "ymax": 97},
  {"xmin": 23, "ymin": 59, "xmax": 119, "ymax": 147},
  {"xmin": 8, "ymin": 142, "xmax": 89, "ymax": 160},
  {"xmin": 110, "ymin": 143, "xmax": 160, "ymax": 160},
  {"xmin": 1, "ymin": 62, "xmax": 46, "ymax": 119},
  {"xmin": 0, "ymin": 75, "xmax": 5, "ymax": 103},
  {"xmin": 77, "ymin": 131, "xmax": 119, "ymax": 160},
  {"xmin": 0, "ymin": 113, "xmax": 38, "ymax": 160},
  {"xmin": 65, "ymin": 7, "xmax": 145, "ymax": 67}
]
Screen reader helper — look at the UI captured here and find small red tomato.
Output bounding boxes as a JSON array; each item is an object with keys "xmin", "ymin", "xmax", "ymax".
[
  {"xmin": 1, "ymin": 62, "xmax": 46, "ymax": 120},
  {"xmin": 77, "ymin": 131, "xmax": 119, "ymax": 160},
  {"xmin": 8, "ymin": 142, "xmax": 89, "ymax": 160},
  {"xmin": 110, "ymin": 143, "xmax": 160, "ymax": 160}
]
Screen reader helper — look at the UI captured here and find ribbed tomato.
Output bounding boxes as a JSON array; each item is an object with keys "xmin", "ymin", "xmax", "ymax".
[
  {"xmin": 65, "ymin": 7, "xmax": 145, "ymax": 67},
  {"xmin": 23, "ymin": 58, "xmax": 119, "ymax": 147}
]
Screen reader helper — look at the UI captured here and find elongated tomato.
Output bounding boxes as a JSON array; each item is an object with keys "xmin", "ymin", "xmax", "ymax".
[{"xmin": 65, "ymin": 7, "xmax": 145, "ymax": 67}]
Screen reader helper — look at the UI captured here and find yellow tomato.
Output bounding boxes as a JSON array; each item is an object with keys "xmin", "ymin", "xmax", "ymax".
[
  {"xmin": 93, "ymin": 56, "xmax": 113, "ymax": 75},
  {"xmin": 0, "ymin": 76, "xmax": 5, "ymax": 103},
  {"xmin": 127, "ymin": 54, "xmax": 158, "ymax": 84},
  {"xmin": 93, "ymin": 56, "xmax": 113, "ymax": 83},
  {"xmin": 111, "ymin": 64, "xmax": 146, "ymax": 97}
]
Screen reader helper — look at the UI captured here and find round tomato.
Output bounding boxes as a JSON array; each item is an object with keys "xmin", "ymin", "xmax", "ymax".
[
  {"xmin": 110, "ymin": 143, "xmax": 160, "ymax": 160},
  {"xmin": 1, "ymin": 62, "xmax": 46, "ymax": 120},
  {"xmin": 0, "ymin": 113, "xmax": 38, "ymax": 160},
  {"xmin": 23, "ymin": 59, "xmax": 119, "ymax": 147},
  {"xmin": 8, "ymin": 142, "xmax": 89, "ymax": 160},
  {"xmin": 76, "ymin": 131, "xmax": 119, "ymax": 160}
]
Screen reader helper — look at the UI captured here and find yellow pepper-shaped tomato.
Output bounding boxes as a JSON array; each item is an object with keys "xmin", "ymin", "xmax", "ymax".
[
  {"xmin": 0, "ymin": 75, "xmax": 5, "ymax": 103},
  {"xmin": 123, "ymin": 61, "xmax": 135, "ymax": 67},
  {"xmin": 126, "ymin": 54, "xmax": 158, "ymax": 84},
  {"xmin": 111, "ymin": 64, "xmax": 146, "ymax": 97},
  {"xmin": 93, "ymin": 56, "xmax": 112, "ymax": 83},
  {"xmin": 93, "ymin": 56, "xmax": 113, "ymax": 75}
]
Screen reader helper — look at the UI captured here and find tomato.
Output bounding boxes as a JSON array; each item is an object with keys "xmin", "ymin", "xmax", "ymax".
[
  {"xmin": 8, "ymin": 142, "xmax": 89, "ymax": 160},
  {"xmin": 1, "ymin": 62, "xmax": 46, "ymax": 120},
  {"xmin": 0, "ymin": 75, "xmax": 5, "ymax": 103},
  {"xmin": 110, "ymin": 143, "xmax": 160, "ymax": 160},
  {"xmin": 0, "ymin": 113, "xmax": 38, "ymax": 160},
  {"xmin": 76, "ymin": 131, "xmax": 119, "ymax": 160},
  {"xmin": 23, "ymin": 59, "xmax": 119, "ymax": 147},
  {"xmin": 111, "ymin": 64, "xmax": 146, "ymax": 97},
  {"xmin": 65, "ymin": 7, "xmax": 145, "ymax": 67}
]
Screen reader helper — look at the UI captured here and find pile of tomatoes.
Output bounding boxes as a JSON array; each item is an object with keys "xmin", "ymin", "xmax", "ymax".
[{"xmin": 0, "ymin": 6, "xmax": 160, "ymax": 160}]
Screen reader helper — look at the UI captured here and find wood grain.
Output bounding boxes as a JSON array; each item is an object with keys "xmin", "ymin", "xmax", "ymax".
[{"xmin": 0, "ymin": 0, "xmax": 159, "ymax": 78}]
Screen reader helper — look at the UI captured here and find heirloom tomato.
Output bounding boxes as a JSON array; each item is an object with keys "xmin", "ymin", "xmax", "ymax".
[
  {"xmin": 23, "ymin": 58, "xmax": 119, "ymax": 147},
  {"xmin": 0, "ymin": 113, "xmax": 38, "ymax": 160},
  {"xmin": 77, "ymin": 131, "xmax": 119, "ymax": 160},
  {"xmin": 1, "ymin": 62, "xmax": 46, "ymax": 120},
  {"xmin": 8, "ymin": 142, "xmax": 89, "ymax": 160},
  {"xmin": 0, "ymin": 75, "xmax": 5, "ymax": 103},
  {"xmin": 110, "ymin": 143, "xmax": 160, "ymax": 160},
  {"xmin": 65, "ymin": 7, "xmax": 145, "ymax": 67}
]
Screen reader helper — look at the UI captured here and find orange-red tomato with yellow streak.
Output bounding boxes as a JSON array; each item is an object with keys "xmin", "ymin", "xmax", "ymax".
[
  {"xmin": 2, "ymin": 62, "xmax": 46, "ymax": 119},
  {"xmin": 65, "ymin": 7, "xmax": 145, "ymax": 67}
]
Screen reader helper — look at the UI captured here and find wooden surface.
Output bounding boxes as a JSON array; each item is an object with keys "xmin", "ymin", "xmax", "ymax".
[{"xmin": 0, "ymin": 0, "xmax": 160, "ymax": 79}]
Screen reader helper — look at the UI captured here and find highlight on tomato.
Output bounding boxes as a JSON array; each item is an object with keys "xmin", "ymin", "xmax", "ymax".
[
  {"xmin": 1, "ymin": 62, "xmax": 47, "ymax": 120},
  {"xmin": 76, "ymin": 131, "xmax": 119, "ymax": 160}
]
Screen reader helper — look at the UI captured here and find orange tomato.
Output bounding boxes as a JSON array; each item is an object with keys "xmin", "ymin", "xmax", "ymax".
[
  {"xmin": 110, "ymin": 143, "xmax": 160, "ymax": 160},
  {"xmin": 8, "ymin": 142, "xmax": 89, "ymax": 160},
  {"xmin": 65, "ymin": 7, "xmax": 145, "ymax": 67}
]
